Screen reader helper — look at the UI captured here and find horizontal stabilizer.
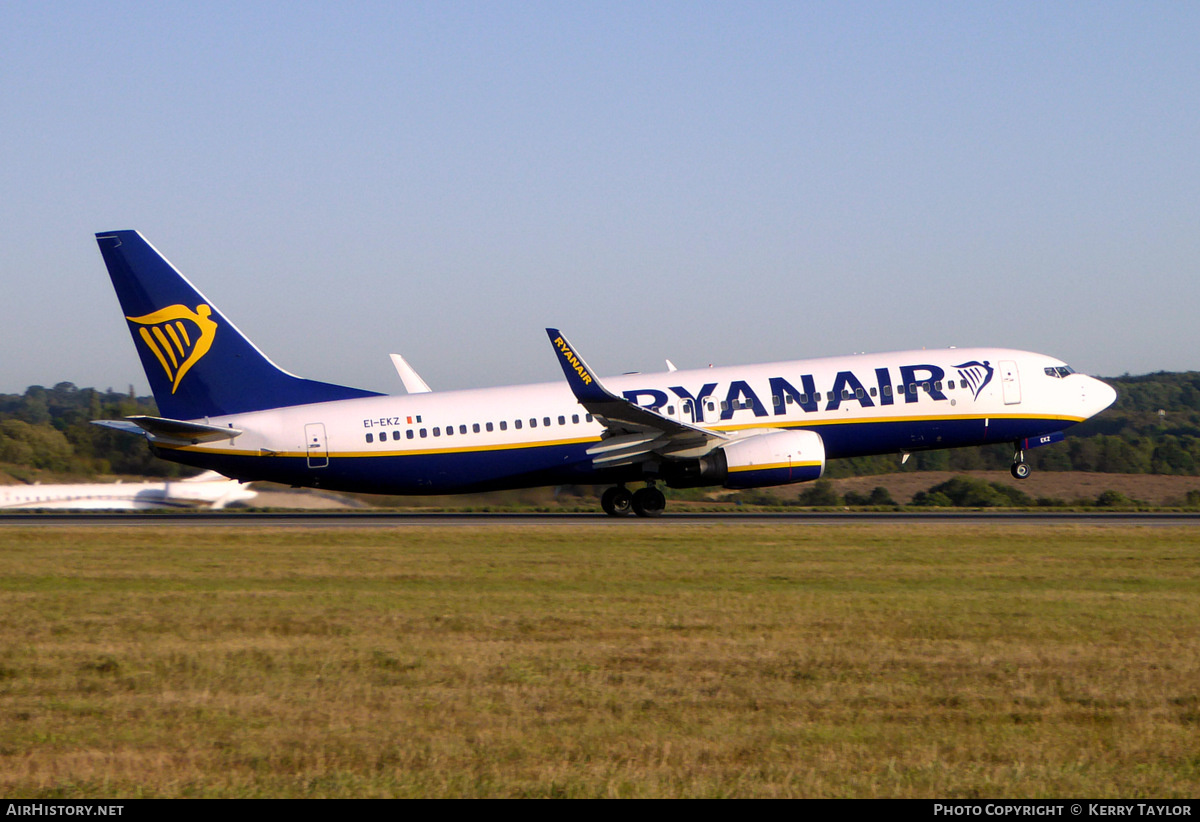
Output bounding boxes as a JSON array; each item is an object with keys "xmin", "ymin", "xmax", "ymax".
[
  {"xmin": 91, "ymin": 419, "xmax": 145, "ymax": 436},
  {"xmin": 92, "ymin": 415, "xmax": 243, "ymax": 445}
]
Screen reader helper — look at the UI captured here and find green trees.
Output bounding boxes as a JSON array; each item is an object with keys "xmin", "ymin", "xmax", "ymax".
[
  {"xmin": 0, "ymin": 383, "xmax": 180, "ymax": 477},
  {"xmin": 911, "ymin": 477, "xmax": 1034, "ymax": 507}
]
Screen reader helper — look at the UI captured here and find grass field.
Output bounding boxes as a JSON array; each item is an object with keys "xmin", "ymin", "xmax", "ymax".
[{"xmin": 1, "ymin": 522, "xmax": 1198, "ymax": 798}]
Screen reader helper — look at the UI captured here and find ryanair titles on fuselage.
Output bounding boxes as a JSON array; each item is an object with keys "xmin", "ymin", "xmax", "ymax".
[{"xmin": 622, "ymin": 360, "xmax": 994, "ymax": 423}]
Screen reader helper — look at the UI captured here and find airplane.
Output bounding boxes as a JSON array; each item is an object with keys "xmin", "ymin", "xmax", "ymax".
[
  {"xmin": 92, "ymin": 230, "xmax": 1117, "ymax": 517},
  {"xmin": 0, "ymin": 470, "xmax": 257, "ymax": 511}
]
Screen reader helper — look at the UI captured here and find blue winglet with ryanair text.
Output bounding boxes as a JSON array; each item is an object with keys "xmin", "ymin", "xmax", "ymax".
[{"xmin": 546, "ymin": 328, "xmax": 615, "ymax": 404}]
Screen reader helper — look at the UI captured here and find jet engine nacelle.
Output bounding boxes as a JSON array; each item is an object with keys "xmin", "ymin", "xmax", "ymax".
[{"xmin": 719, "ymin": 429, "xmax": 826, "ymax": 489}]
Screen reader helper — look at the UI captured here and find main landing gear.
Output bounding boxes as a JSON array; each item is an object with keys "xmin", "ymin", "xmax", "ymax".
[
  {"xmin": 1011, "ymin": 444, "xmax": 1031, "ymax": 480},
  {"xmin": 601, "ymin": 483, "xmax": 666, "ymax": 517}
]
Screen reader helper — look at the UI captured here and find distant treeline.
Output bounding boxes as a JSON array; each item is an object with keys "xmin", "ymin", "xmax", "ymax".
[
  {"xmin": 0, "ymin": 383, "xmax": 181, "ymax": 477},
  {"xmin": 1, "ymin": 372, "xmax": 1199, "ymax": 479}
]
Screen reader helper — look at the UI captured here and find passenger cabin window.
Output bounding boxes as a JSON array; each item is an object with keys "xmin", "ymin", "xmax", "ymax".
[
  {"xmin": 499, "ymin": 421, "xmax": 507, "ymax": 431},
  {"xmin": 407, "ymin": 430, "xmax": 414, "ymax": 439},
  {"xmin": 514, "ymin": 420, "xmax": 522, "ymax": 429},
  {"xmin": 485, "ymin": 422, "xmax": 493, "ymax": 432},
  {"xmin": 572, "ymin": 414, "xmax": 579, "ymax": 424},
  {"xmin": 366, "ymin": 433, "xmax": 374, "ymax": 443}
]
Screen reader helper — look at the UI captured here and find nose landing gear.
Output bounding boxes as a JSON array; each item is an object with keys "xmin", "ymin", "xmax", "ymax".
[{"xmin": 1011, "ymin": 444, "xmax": 1031, "ymax": 479}]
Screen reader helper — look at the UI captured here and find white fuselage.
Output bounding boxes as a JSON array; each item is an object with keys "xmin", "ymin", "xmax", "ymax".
[{"xmin": 149, "ymin": 347, "xmax": 1116, "ymax": 494}]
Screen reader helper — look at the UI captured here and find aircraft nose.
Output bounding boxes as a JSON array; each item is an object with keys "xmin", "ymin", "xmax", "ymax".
[{"xmin": 1082, "ymin": 377, "xmax": 1117, "ymax": 419}]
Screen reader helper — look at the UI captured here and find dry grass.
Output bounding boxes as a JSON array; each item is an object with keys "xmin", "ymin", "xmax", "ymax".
[{"xmin": 1, "ymin": 523, "xmax": 1198, "ymax": 797}]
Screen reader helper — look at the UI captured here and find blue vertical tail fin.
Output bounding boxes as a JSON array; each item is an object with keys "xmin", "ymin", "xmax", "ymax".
[{"xmin": 96, "ymin": 231, "xmax": 381, "ymax": 419}]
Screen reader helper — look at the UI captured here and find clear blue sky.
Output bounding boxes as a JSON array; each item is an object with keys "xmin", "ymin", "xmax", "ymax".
[{"xmin": 2, "ymin": 1, "xmax": 1197, "ymax": 396}]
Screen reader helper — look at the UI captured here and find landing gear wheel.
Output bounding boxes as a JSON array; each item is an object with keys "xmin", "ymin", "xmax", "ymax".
[
  {"xmin": 601, "ymin": 486, "xmax": 633, "ymax": 516},
  {"xmin": 1011, "ymin": 462, "xmax": 1031, "ymax": 480},
  {"xmin": 632, "ymin": 486, "xmax": 666, "ymax": 518}
]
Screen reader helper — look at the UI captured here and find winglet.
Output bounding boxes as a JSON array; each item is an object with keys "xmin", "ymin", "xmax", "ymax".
[{"xmin": 546, "ymin": 329, "xmax": 614, "ymax": 404}]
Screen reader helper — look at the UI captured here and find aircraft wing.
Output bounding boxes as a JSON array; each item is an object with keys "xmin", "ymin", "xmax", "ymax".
[{"xmin": 546, "ymin": 329, "xmax": 726, "ymax": 468}]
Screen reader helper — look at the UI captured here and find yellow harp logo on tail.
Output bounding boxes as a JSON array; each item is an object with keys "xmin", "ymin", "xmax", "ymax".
[{"xmin": 126, "ymin": 304, "xmax": 218, "ymax": 393}]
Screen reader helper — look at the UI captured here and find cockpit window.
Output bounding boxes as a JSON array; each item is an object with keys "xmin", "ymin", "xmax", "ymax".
[{"xmin": 1045, "ymin": 365, "xmax": 1077, "ymax": 379}]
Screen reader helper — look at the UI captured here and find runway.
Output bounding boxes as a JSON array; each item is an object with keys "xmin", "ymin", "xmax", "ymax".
[{"xmin": 4, "ymin": 511, "xmax": 1200, "ymax": 526}]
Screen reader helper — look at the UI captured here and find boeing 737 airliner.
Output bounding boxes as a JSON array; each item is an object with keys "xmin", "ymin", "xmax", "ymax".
[{"xmin": 93, "ymin": 231, "xmax": 1117, "ymax": 516}]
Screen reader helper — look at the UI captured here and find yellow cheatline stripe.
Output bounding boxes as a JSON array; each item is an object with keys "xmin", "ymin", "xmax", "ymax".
[
  {"xmin": 158, "ymin": 413, "xmax": 1083, "ymax": 457},
  {"xmin": 711, "ymin": 412, "xmax": 1086, "ymax": 434},
  {"xmin": 728, "ymin": 460, "xmax": 822, "ymax": 473},
  {"xmin": 158, "ymin": 434, "xmax": 603, "ymax": 458}
]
